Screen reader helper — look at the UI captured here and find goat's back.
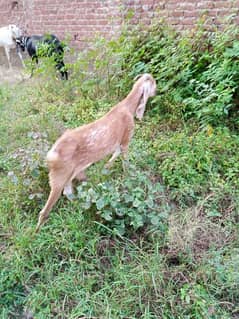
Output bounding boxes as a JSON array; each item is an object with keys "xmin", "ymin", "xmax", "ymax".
[
  {"xmin": 26, "ymin": 34, "xmax": 64, "ymax": 57},
  {"xmin": 0, "ymin": 26, "xmax": 15, "ymax": 47},
  {"xmin": 48, "ymin": 105, "xmax": 133, "ymax": 168}
]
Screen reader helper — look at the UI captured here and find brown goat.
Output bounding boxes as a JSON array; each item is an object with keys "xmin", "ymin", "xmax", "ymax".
[{"xmin": 36, "ymin": 73, "xmax": 156, "ymax": 232}]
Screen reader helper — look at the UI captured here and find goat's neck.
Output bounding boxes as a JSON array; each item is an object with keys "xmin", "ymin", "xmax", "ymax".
[{"xmin": 124, "ymin": 86, "xmax": 143, "ymax": 115}]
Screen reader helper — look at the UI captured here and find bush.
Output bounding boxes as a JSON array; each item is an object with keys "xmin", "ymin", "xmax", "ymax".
[
  {"xmin": 76, "ymin": 166, "xmax": 170, "ymax": 236},
  {"xmin": 121, "ymin": 20, "xmax": 239, "ymax": 127},
  {"xmin": 152, "ymin": 127, "xmax": 239, "ymax": 197}
]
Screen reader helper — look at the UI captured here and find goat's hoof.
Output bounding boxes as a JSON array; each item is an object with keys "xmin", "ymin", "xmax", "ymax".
[
  {"xmin": 35, "ymin": 221, "xmax": 45, "ymax": 233},
  {"xmin": 35, "ymin": 215, "xmax": 47, "ymax": 233},
  {"xmin": 35, "ymin": 225, "xmax": 41, "ymax": 233}
]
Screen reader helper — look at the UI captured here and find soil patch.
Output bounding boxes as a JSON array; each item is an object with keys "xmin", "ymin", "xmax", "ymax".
[{"xmin": 0, "ymin": 66, "xmax": 28, "ymax": 85}]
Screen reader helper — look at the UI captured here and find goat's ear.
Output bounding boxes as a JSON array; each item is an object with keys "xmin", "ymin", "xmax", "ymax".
[
  {"xmin": 135, "ymin": 103, "xmax": 145, "ymax": 120},
  {"xmin": 135, "ymin": 80, "xmax": 152, "ymax": 120}
]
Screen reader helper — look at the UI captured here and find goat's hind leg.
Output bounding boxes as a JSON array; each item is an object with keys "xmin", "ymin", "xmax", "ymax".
[
  {"xmin": 4, "ymin": 46, "xmax": 12, "ymax": 69},
  {"xmin": 36, "ymin": 186, "xmax": 62, "ymax": 232},
  {"xmin": 36, "ymin": 169, "xmax": 72, "ymax": 232}
]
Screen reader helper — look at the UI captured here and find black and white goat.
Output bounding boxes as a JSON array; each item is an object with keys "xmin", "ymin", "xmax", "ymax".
[
  {"xmin": 0, "ymin": 24, "xmax": 24, "ymax": 68},
  {"xmin": 16, "ymin": 34, "xmax": 68, "ymax": 80}
]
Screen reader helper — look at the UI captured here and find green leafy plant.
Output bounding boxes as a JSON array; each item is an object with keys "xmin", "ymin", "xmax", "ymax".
[
  {"xmin": 77, "ymin": 166, "xmax": 170, "ymax": 235},
  {"xmin": 152, "ymin": 127, "xmax": 239, "ymax": 200},
  {"xmin": 120, "ymin": 21, "xmax": 239, "ymax": 126}
]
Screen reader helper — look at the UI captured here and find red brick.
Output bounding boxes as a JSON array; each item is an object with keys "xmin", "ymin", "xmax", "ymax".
[
  {"xmin": 0, "ymin": 0, "xmax": 238, "ymax": 50},
  {"xmin": 183, "ymin": 17, "xmax": 197, "ymax": 25},
  {"xmin": 197, "ymin": 1, "xmax": 214, "ymax": 9},
  {"xmin": 184, "ymin": 10, "xmax": 197, "ymax": 18},
  {"xmin": 172, "ymin": 11, "xmax": 184, "ymax": 18},
  {"xmin": 179, "ymin": 3, "xmax": 196, "ymax": 11}
]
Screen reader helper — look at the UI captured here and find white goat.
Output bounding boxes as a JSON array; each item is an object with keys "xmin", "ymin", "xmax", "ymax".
[
  {"xmin": 36, "ymin": 73, "xmax": 157, "ymax": 232},
  {"xmin": 0, "ymin": 24, "xmax": 24, "ymax": 68}
]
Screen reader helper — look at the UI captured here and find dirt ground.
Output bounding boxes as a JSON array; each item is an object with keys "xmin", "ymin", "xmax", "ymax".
[
  {"xmin": 0, "ymin": 66, "xmax": 27, "ymax": 85},
  {"xmin": 0, "ymin": 47, "xmax": 29, "ymax": 85},
  {"xmin": 0, "ymin": 47, "xmax": 73, "ymax": 85}
]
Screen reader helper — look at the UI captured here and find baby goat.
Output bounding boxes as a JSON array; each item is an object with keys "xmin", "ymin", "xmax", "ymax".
[{"xmin": 36, "ymin": 73, "xmax": 156, "ymax": 232}]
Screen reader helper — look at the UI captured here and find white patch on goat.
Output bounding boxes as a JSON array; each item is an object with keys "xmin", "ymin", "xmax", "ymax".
[{"xmin": 87, "ymin": 125, "xmax": 109, "ymax": 144}]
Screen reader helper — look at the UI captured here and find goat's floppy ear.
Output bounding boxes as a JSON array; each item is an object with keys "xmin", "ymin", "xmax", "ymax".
[
  {"xmin": 135, "ymin": 103, "xmax": 145, "ymax": 120},
  {"xmin": 135, "ymin": 80, "xmax": 152, "ymax": 120}
]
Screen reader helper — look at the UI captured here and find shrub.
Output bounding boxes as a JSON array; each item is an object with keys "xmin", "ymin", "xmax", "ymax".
[
  {"xmin": 153, "ymin": 127, "xmax": 239, "ymax": 196},
  {"xmin": 76, "ymin": 166, "xmax": 170, "ymax": 236},
  {"xmin": 120, "ymin": 20, "xmax": 239, "ymax": 127}
]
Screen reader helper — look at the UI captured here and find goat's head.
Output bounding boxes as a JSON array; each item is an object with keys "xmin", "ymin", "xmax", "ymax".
[
  {"xmin": 15, "ymin": 36, "xmax": 26, "ymax": 51},
  {"xmin": 134, "ymin": 73, "xmax": 156, "ymax": 120},
  {"xmin": 9, "ymin": 24, "xmax": 22, "ymax": 39}
]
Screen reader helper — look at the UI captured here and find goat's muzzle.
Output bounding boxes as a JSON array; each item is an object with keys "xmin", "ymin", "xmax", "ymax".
[{"xmin": 15, "ymin": 38, "xmax": 25, "ymax": 51}]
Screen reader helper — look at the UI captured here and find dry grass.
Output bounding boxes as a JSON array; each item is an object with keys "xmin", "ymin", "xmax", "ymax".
[{"xmin": 167, "ymin": 197, "xmax": 234, "ymax": 261}]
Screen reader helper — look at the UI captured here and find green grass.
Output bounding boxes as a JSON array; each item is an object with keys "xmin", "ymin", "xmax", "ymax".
[{"xmin": 0, "ymin": 50, "xmax": 239, "ymax": 318}]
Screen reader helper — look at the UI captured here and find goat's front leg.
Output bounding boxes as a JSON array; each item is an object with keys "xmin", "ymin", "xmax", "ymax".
[
  {"xmin": 4, "ymin": 46, "xmax": 12, "ymax": 69},
  {"xmin": 30, "ymin": 56, "xmax": 38, "ymax": 77},
  {"xmin": 75, "ymin": 171, "xmax": 87, "ymax": 182},
  {"xmin": 120, "ymin": 126, "xmax": 134, "ymax": 172},
  {"xmin": 63, "ymin": 171, "xmax": 87, "ymax": 200},
  {"xmin": 104, "ymin": 145, "xmax": 121, "ymax": 169},
  {"xmin": 17, "ymin": 49, "xmax": 25, "ymax": 68},
  {"xmin": 121, "ymin": 145, "xmax": 130, "ymax": 172},
  {"xmin": 63, "ymin": 182, "xmax": 74, "ymax": 200}
]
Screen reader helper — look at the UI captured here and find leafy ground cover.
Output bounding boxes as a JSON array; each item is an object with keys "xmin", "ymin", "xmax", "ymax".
[{"xmin": 0, "ymin": 19, "xmax": 239, "ymax": 318}]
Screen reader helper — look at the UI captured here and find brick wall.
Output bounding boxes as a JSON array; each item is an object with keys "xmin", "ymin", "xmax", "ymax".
[{"xmin": 1, "ymin": 0, "xmax": 239, "ymax": 50}]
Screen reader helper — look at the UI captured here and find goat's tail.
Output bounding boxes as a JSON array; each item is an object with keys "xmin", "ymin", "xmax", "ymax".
[
  {"xmin": 46, "ymin": 137, "xmax": 77, "ymax": 169},
  {"xmin": 46, "ymin": 149, "xmax": 62, "ymax": 169}
]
